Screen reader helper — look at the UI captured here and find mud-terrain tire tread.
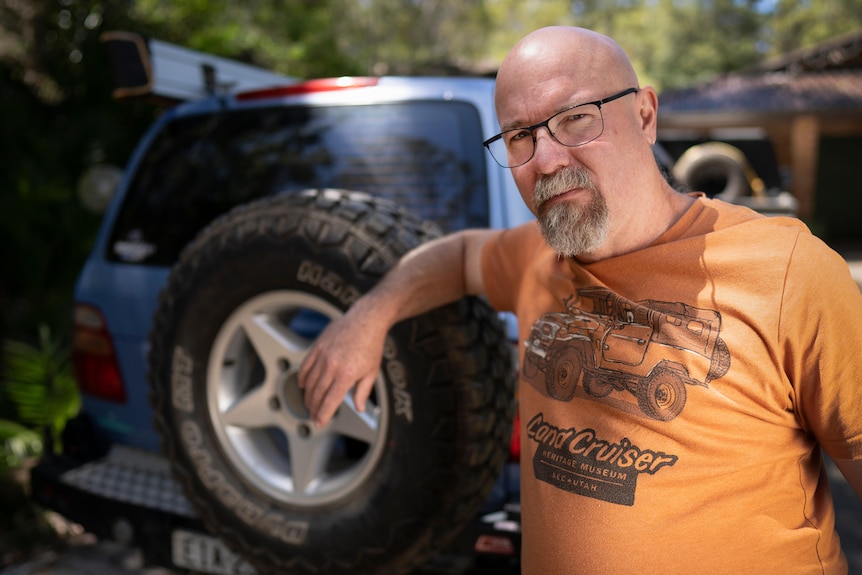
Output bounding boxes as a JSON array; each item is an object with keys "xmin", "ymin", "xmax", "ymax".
[{"xmin": 147, "ymin": 189, "xmax": 515, "ymax": 575}]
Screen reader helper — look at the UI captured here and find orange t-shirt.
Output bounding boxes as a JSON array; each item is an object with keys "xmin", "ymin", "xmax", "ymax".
[{"xmin": 481, "ymin": 196, "xmax": 862, "ymax": 575}]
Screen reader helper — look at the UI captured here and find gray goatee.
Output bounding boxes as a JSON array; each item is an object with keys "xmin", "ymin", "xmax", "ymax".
[{"xmin": 533, "ymin": 167, "xmax": 610, "ymax": 257}]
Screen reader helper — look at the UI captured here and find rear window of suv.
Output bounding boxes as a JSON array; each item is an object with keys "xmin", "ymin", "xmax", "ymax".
[{"xmin": 108, "ymin": 101, "xmax": 490, "ymax": 265}]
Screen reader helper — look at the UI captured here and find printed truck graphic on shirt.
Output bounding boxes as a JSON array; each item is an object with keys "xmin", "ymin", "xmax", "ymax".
[{"xmin": 523, "ymin": 286, "xmax": 730, "ymax": 421}]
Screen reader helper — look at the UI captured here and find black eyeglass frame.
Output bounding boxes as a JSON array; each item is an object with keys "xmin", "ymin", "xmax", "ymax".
[{"xmin": 483, "ymin": 87, "xmax": 639, "ymax": 168}]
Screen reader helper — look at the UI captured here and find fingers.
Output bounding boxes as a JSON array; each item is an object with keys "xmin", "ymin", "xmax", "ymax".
[
  {"xmin": 298, "ymin": 348, "xmax": 336, "ymax": 424},
  {"xmin": 313, "ymin": 380, "xmax": 348, "ymax": 428},
  {"xmin": 304, "ymin": 361, "xmax": 379, "ymax": 428},
  {"xmin": 298, "ymin": 343, "xmax": 369, "ymax": 428},
  {"xmin": 297, "ymin": 341, "xmax": 319, "ymax": 390},
  {"xmin": 353, "ymin": 374, "xmax": 378, "ymax": 413},
  {"xmin": 296, "ymin": 313, "xmax": 386, "ymax": 428}
]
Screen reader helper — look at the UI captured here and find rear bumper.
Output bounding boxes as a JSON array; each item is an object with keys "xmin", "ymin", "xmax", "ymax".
[
  {"xmin": 31, "ymin": 445, "xmax": 521, "ymax": 574},
  {"xmin": 30, "ymin": 445, "xmax": 206, "ymax": 571}
]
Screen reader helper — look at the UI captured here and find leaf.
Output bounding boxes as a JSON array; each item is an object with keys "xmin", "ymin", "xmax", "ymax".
[
  {"xmin": 0, "ymin": 420, "xmax": 43, "ymax": 473},
  {"xmin": 1, "ymin": 325, "xmax": 81, "ymax": 453}
]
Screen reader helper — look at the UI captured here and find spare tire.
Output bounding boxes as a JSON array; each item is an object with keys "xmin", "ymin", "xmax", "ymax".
[
  {"xmin": 672, "ymin": 141, "xmax": 762, "ymax": 201},
  {"xmin": 147, "ymin": 189, "xmax": 516, "ymax": 575}
]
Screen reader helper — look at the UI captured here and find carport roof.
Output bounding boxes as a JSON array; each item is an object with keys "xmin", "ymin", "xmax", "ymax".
[
  {"xmin": 659, "ymin": 29, "xmax": 862, "ymax": 115},
  {"xmin": 659, "ymin": 70, "xmax": 862, "ymax": 114}
]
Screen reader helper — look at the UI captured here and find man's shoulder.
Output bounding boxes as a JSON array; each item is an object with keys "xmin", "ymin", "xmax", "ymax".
[
  {"xmin": 702, "ymin": 198, "xmax": 855, "ymax": 289},
  {"xmin": 481, "ymin": 222, "xmax": 556, "ymax": 278},
  {"xmin": 697, "ymin": 196, "xmax": 809, "ymax": 238},
  {"xmin": 491, "ymin": 221, "xmax": 546, "ymax": 253}
]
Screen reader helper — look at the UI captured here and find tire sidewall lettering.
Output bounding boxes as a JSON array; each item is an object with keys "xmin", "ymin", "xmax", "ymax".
[
  {"xmin": 384, "ymin": 336, "xmax": 413, "ymax": 424},
  {"xmin": 179, "ymin": 420, "xmax": 310, "ymax": 545},
  {"xmin": 296, "ymin": 259, "xmax": 361, "ymax": 308},
  {"xmin": 170, "ymin": 346, "xmax": 195, "ymax": 413}
]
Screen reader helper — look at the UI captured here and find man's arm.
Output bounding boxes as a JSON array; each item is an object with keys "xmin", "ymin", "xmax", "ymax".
[
  {"xmin": 298, "ymin": 229, "xmax": 494, "ymax": 427},
  {"xmin": 833, "ymin": 457, "xmax": 862, "ymax": 500}
]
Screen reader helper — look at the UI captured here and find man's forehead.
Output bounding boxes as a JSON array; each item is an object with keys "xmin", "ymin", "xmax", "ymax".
[
  {"xmin": 494, "ymin": 28, "xmax": 627, "ymax": 130},
  {"xmin": 495, "ymin": 80, "xmax": 594, "ymax": 131}
]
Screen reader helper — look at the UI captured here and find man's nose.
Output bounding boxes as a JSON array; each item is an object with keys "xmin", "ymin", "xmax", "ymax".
[{"xmin": 531, "ymin": 128, "xmax": 570, "ymax": 173}]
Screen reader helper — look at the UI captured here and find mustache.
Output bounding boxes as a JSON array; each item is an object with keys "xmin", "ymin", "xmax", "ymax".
[{"xmin": 533, "ymin": 167, "xmax": 597, "ymax": 212}]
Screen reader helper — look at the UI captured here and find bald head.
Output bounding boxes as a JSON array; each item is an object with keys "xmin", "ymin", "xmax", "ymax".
[
  {"xmin": 489, "ymin": 27, "xmax": 689, "ymax": 261},
  {"xmin": 495, "ymin": 27, "xmax": 639, "ymax": 122}
]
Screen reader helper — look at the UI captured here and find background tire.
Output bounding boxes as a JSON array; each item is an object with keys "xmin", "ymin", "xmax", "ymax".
[
  {"xmin": 672, "ymin": 141, "xmax": 762, "ymax": 200},
  {"xmin": 147, "ymin": 189, "xmax": 516, "ymax": 575}
]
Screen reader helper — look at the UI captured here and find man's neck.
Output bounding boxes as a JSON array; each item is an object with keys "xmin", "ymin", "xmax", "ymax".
[{"xmin": 574, "ymin": 184, "xmax": 695, "ymax": 263}]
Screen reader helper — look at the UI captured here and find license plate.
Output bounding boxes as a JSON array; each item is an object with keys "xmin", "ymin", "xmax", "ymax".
[{"xmin": 171, "ymin": 529, "xmax": 256, "ymax": 575}]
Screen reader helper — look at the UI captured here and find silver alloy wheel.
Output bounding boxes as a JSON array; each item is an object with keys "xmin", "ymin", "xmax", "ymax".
[{"xmin": 206, "ymin": 290, "xmax": 389, "ymax": 506}]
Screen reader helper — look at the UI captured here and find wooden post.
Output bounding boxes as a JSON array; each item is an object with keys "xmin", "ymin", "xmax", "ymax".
[{"xmin": 790, "ymin": 114, "xmax": 820, "ymax": 219}]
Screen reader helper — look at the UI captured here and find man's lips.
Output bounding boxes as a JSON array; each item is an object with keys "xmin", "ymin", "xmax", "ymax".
[{"xmin": 539, "ymin": 187, "xmax": 585, "ymax": 210}]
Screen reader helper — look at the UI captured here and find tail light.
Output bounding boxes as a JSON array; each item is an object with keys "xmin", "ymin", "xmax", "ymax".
[
  {"xmin": 509, "ymin": 338, "xmax": 521, "ymax": 463},
  {"xmin": 474, "ymin": 533, "xmax": 517, "ymax": 555},
  {"xmin": 72, "ymin": 303, "xmax": 127, "ymax": 403},
  {"xmin": 509, "ymin": 409, "xmax": 520, "ymax": 463}
]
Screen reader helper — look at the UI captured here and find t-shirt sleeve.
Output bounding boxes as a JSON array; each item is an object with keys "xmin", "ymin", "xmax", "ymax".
[
  {"xmin": 781, "ymin": 231, "xmax": 862, "ymax": 460},
  {"xmin": 481, "ymin": 223, "xmax": 543, "ymax": 313}
]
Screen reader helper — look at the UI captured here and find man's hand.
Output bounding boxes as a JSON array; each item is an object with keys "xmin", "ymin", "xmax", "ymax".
[
  {"xmin": 298, "ymin": 230, "xmax": 492, "ymax": 428},
  {"xmin": 298, "ymin": 306, "xmax": 388, "ymax": 428}
]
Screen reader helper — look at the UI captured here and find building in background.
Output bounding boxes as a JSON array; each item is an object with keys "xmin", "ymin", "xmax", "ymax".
[{"xmin": 658, "ymin": 29, "xmax": 862, "ymax": 245}]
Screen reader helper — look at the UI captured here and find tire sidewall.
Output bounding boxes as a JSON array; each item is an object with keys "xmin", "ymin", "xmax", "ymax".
[
  {"xmin": 169, "ymin": 241, "xmax": 437, "ymax": 528},
  {"xmin": 149, "ymin": 191, "xmax": 514, "ymax": 574}
]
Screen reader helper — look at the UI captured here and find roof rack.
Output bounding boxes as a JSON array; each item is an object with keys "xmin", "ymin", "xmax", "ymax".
[{"xmin": 100, "ymin": 31, "xmax": 298, "ymax": 103}]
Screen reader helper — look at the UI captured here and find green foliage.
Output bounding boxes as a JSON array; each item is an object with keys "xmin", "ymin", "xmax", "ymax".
[
  {"xmin": 129, "ymin": 0, "xmax": 361, "ymax": 77},
  {"xmin": 124, "ymin": 0, "xmax": 497, "ymax": 77},
  {"xmin": 0, "ymin": 0, "xmax": 159, "ymax": 340},
  {"xmin": 769, "ymin": 0, "xmax": 862, "ymax": 56},
  {"xmin": 0, "ymin": 421, "xmax": 42, "ymax": 474},
  {"xmin": 330, "ymin": 0, "xmax": 494, "ymax": 74},
  {"xmin": 485, "ymin": 0, "xmax": 862, "ymax": 91},
  {"xmin": 485, "ymin": 0, "xmax": 575, "ymax": 61},
  {"xmin": 557, "ymin": 0, "xmax": 767, "ymax": 90},
  {"xmin": 1, "ymin": 326, "xmax": 80, "ymax": 455}
]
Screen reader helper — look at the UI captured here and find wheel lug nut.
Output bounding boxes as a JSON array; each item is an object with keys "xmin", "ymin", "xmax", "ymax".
[
  {"xmin": 298, "ymin": 423, "xmax": 311, "ymax": 438},
  {"xmin": 269, "ymin": 396, "xmax": 281, "ymax": 410}
]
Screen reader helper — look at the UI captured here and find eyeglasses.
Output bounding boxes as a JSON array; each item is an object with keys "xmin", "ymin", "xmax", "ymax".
[{"xmin": 483, "ymin": 87, "xmax": 639, "ymax": 168}]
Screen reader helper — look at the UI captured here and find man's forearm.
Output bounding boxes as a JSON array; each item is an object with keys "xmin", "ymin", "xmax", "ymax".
[
  {"xmin": 354, "ymin": 228, "xmax": 492, "ymax": 329},
  {"xmin": 298, "ymin": 228, "xmax": 493, "ymax": 426}
]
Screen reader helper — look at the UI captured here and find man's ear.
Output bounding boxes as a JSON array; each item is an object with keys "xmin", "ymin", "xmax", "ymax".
[{"xmin": 638, "ymin": 86, "xmax": 659, "ymax": 144}]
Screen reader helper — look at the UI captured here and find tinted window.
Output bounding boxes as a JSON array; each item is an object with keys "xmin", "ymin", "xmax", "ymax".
[{"xmin": 108, "ymin": 101, "xmax": 489, "ymax": 265}]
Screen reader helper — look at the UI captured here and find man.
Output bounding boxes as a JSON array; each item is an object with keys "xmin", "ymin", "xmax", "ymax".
[{"xmin": 299, "ymin": 26, "xmax": 862, "ymax": 574}]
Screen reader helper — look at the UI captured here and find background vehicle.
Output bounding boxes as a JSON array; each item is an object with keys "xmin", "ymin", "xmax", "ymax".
[
  {"xmin": 32, "ymin": 33, "xmax": 529, "ymax": 575},
  {"xmin": 29, "ymin": 33, "xmax": 787, "ymax": 575}
]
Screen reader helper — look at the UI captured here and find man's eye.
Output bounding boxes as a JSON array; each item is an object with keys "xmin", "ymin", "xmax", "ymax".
[
  {"xmin": 506, "ymin": 130, "xmax": 532, "ymax": 144},
  {"xmin": 559, "ymin": 113, "xmax": 588, "ymax": 125}
]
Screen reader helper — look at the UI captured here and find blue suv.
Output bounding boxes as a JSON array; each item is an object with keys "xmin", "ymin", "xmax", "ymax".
[{"xmin": 32, "ymin": 36, "xmax": 530, "ymax": 575}]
